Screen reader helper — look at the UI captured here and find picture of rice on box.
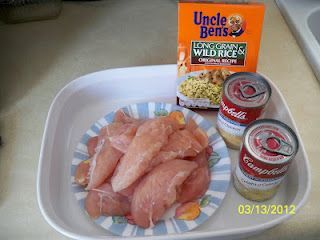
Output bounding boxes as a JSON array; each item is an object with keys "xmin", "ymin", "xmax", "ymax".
[{"xmin": 177, "ymin": 1, "xmax": 265, "ymax": 109}]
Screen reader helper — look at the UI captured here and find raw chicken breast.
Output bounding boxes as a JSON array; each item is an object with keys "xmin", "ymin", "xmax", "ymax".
[
  {"xmin": 177, "ymin": 167, "xmax": 210, "ymax": 203},
  {"xmin": 193, "ymin": 127, "xmax": 209, "ymax": 149},
  {"xmin": 177, "ymin": 150, "xmax": 211, "ymax": 203},
  {"xmin": 186, "ymin": 118, "xmax": 198, "ymax": 131},
  {"xmin": 193, "ymin": 148, "xmax": 210, "ymax": 167},
  {"xmin": 118, "ymin": 179, "xmax": 141, "ymax": 200},
  {"xmin": 186, "ymin": 118, "xmax": 209, "ymax": 149},
  {"xmin": 96, "ymin": 109, "xmax": 138, "ymax": 142},
  {"xmin": 85, "ymin": 182, "xmax": 130, "ymax": 219},
  {"xmin": 151, "ymin": 129, "xmax": 204, "ymax": 167},
  {"xmin": 131, "ymin": 160, "xmax": 197, "ymax": 228},
  {"xmin": 166, "ymin": 129, "xmax": 204, "ymax": 155},
  {"xmin": 86, "ymin": 138, "xmax": 123, "ymax": 190},
  {"xmin": 87, "ymin": 136, "xmax": 98, "ymax": 157},
  {"xmin": 113, "ymin": 109, "xmax": 136, "ymax": 123},
  {"xmin": 150, "ymin": 119, "xmax": 209, "ymax": 167},
  {"xmin": 101, "ymin": 110, "xmax": 143, "ymax": 153},
  {"xmin": 86, "ymin": 111, "xmax": 141, "ymax": 189},
  {"xmin": 108, "ymin": 122, "xmax": 141, "ymax": 153},
  {"xmin": 111, "ymin": 116, "xmax": 182, "ymax": 192}
]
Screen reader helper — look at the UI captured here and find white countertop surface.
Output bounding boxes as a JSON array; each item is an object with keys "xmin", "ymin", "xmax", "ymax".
[{"xmin": 0, "ymin": 0, "xmax": 319, "ymax": 239}]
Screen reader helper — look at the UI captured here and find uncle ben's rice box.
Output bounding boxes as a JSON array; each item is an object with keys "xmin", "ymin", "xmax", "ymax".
[{"xmin": 177, "ymin": 1, "xmax": 265, "ymax": 109}]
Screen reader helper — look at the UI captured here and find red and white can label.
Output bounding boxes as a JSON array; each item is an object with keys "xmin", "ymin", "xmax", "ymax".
[
  {"xmin": 217, "ymin": 94, "xmax": 264, "ymax": 136},
  {"xmin": 235, "ymin": 146, "xmax": 291, "ymax": 190}
]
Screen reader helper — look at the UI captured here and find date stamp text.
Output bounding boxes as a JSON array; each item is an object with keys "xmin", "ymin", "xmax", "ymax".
[{"xmin": 238, "ymin": 204, "xmax": 296, "ymax": 215}]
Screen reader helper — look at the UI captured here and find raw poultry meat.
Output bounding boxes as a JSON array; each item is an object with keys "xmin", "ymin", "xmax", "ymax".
[
  {"xmin": 118, "ymin": 179, "xmax": 141, "ymax": 199},
  {"xmin": 87, "ymin": 136, "xmax": 98, "ymax": 157},
  {"xmin": 85, "ymin": 182, "xmax": 130, "ymax": 219},
  {"xmin": 186, "ymin": 118, "xmax": 209, "ymax": 148},
  {"xmin": 194, "ymin": 147, "xmax": 211, "ymax": 167},
  {"xmin": 75, "ymin": 109, "xmax": 213, "ymax": 226},
  {"xmin": 86, "ymin": 138, "xmax": 123, "ymax": 190},
  {"xmin": 86, "ymin": 110, "xmax": 142, "ymax": 190},
  {"xmin": 131, "ymin": 160, "xmax": 198, "ymax": 228},
  {"xmin": 107, "ymin": 122, "xmax": 141, "ymax": 153},
  {"xmin": 149, "ymin": 118, "xmax": 209, "ymax": 168},
  {"xmin": 186, "ymin": 118, "xmax": 198, "ymax": 131},
  {"xmin": 150, "ymin": 128, "xmax": 206, "ymax": 167},
  {"xmin": 178, "ymin": 167, "xmax": 210, "ymax": 203},
  {"xmin": 103, "ymin": 110, "xmax": 143, "ymax": 153},
  {"xmin": 113, "ymin": 109, "xmax": 136, "ymax": 123},
  {"xmin": 111, "ymin": 116, "xmax": 183, "ymax": 192},
  {"xmin": 178, "ymin": 149, "xmax": 211, "ymax": 203}
]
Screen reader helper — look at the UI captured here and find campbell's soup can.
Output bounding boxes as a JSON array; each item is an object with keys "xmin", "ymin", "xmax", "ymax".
[
  {"xmin": 234, "ymin": 119, "xmax": 299, "ymax": 201},
  {"xmin": 217, "ymin": 72, "xmax": 271, "ymax": 149}
]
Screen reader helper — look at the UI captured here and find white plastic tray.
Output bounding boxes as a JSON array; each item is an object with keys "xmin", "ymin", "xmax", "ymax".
[{"xmin": 37, "ymin": 65, "xmax": 311, "ymax": 240}]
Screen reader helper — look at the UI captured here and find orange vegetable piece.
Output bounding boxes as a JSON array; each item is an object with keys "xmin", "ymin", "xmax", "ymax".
[
  {"xmin": 175, "ymin": 202, "xmax": 201, "ymax": 220},
  {"xmin": 75, "ymin": 159, "xmax": 91, "ymax": 186},
  {"xmin": 169, "ymin": 111, "xmax": 185, "ymax": 125}
]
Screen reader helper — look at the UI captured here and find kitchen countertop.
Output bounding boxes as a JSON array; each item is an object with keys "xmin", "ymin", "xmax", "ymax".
[{"xmin": 0, "ymin": 0, "xmax": 319, "ymax": 239}]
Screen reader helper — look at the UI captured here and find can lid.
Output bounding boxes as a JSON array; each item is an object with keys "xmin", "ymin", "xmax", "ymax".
[
  {"xmin": 244, "ymin": 119, "xmax": 299, "ymax": 164},
  {"xmin": 224, "ymin": 72, "xmax": 272, "ymax": 108}
]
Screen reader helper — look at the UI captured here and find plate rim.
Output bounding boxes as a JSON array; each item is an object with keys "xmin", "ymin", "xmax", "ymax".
[{"xmin": 70, "ymin": 101, "xmax": 231, "ymax": 237}]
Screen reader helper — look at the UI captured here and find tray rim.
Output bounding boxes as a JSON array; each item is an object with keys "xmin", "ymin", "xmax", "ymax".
[{"xmin": 37, "ymin": 64, "xmax": 311, "ymax": 240}]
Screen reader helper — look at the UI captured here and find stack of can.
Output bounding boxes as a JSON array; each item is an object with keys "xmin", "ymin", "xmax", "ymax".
[{"xmin": 217, "ymin": 72, "xmax": 299, "ymax": 201}]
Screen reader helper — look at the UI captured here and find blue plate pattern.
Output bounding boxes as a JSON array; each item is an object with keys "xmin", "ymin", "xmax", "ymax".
[{"xmin": 71, "ymin": 102, "xmax": 231, "ymax": 236}]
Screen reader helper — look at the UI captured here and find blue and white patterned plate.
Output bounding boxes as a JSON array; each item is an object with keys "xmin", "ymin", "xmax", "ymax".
[{"xmin": 71, "ymin": 102, "xmax": 231, "ymax": 236}]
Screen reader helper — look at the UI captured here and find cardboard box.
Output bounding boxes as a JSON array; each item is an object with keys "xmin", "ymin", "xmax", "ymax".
[{"xmin": 177, "ymin": 1, "xmax": 265, "ymax": 109}]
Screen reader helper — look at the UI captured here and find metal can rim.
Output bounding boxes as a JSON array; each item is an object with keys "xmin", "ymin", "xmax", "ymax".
[
  {"xmin": 243, "ymin": 119, "xmax": 299, "ymax": 165},
  {"xmin": 223, "ymin": 72, "xmax": 272, "ymax": 109}
]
